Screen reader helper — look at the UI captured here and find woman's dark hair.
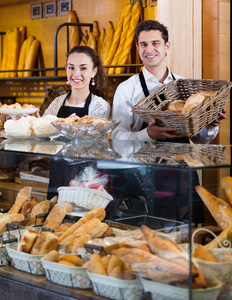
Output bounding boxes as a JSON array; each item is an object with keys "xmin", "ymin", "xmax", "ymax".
[
  {"xmin": 66, "ymin": 46, "xmax": 107, "ymax": 98},
  {"xmin": 135, "ymin": 20, "xmax": 169, "ymax": 44}
]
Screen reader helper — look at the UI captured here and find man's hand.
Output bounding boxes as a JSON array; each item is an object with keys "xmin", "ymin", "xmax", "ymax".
[
  {"xmin": 210, "ymin": 108, "xmax": 226, "ymax": 126},
  {"xmin": 147, "ymin": 119, "xmax": 180, "ymax": 140}
]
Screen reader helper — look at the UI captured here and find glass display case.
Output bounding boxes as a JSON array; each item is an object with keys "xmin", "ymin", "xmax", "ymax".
[{"xmin": 0, "ymin": 137, "xmax": 231, "ymax": 300}]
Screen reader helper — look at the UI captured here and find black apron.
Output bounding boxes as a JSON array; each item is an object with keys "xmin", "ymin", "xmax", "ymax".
[
  {"xmin": 139, "ymin": 71, "xmax": 189, "ymax": 143},
  {"xmin": 138, "ymin": 71, "xmax": 204, "ymax": 224},
  {"xmin": 47, "ymin": 91, "xmax": 96, "ymax": 199},
  {"xmin": 57, "ymin": 91, "xmax": 92, "ymax": 118}
]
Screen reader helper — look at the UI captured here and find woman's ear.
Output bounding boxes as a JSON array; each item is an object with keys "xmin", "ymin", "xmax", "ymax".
[{"xmin": 92, "ymin": 67, "xmax": 97, "ymax": 77}]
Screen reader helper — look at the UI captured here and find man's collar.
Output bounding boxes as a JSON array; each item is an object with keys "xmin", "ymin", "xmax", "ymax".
[{"xmin": 142, "ymin": 66, "xmax": 173, "ymax": 82}]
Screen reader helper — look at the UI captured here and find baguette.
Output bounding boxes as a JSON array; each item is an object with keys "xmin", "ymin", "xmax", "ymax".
[
  {"xmin": 221, "ymin": 176, "xmax": 232, "ymax": 206},
  {"xmin": 54, "ymin": 223, "xmax": 73, "ymax": 233},
  {"xmin": 24, "ymin": 39, "xmax": 40, "ymax": 77},
  {"xmin": 8, "ymin": 187, "xmax": 32, "ymax": 214},
  {"xmin": 67, "ymin": 10, "xmax": 79, "ymax": 49},
  {"xmin": 58, "ymin": 207, "xmax": 106, "ymax": 243},
  {"xmin": 31, "ymin": 231, "xmax": 58, "ymax": 255},
  {"xmin": 60, "ymin": 218, "xmax": 102, "ymax": 244},
  {"xmin": 17, "ymin": 38, "xmax": 27, "ymax": 77},
  {"xmin": 20, "ymin": 197, "xmax": 39, "ymax": 217},
  {"xmin": 8, "ymin": 27, "xmax": 20, "ymax": 78},
  {"xmin": 203, "ymin": 225, "xmax": 232, "ymax": 249},
  {"xmin": 100, "ymin": 22, "xmax": 114, "ymax": 62},
  {"xmin": 0, "ymin": 213, "xmax": 25, "ymax": 235},
  {"xmin": 26, "ymin": 200, "xmax": 50, "ymax": 226},
  {"xmin": 195, "ymin": 185, "xmax": 232, "ymax": 229},
  {"xmin": 16, "ymin": 229, "xmax": 38, "ymax": 253},
  {"xmin": 98, "ymin": 27, "xmax": 106, "ymax": 56},
  {"xmin": 43, "ymin": 201, "xmax": 73, "ymax": 230}
]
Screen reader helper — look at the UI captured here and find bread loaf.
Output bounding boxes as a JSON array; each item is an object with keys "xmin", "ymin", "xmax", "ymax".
[
  {"xmin": 58, "ymin": 207, "xmax": 106, "ymax": 243},
  {"xmin": 108, "ymin": 3, "xmax": 133, "ymax": 74},
  {"xmin": 16, "ymin": 229, "xmax": 38, "ymax": 253},
  {"xmin": 8, "ymin": 27, "xmax": 20, "ymax": 78},
  {"xmin": 115, "ymin": 2, "xmax": 142, "ymax": 74},
  {"xmin": 166, "ymin": 100, "xmax": 185, "ymax": 113},
  {"xmin": 102, "ymin": 6, "xmax": 125, "ymax": 67},
  {"xmin": 67, "ymin": 10, "xmax": 79, "ymax": 49},
  {"xmin": 100, "ymin": 22, "xmax": 114, "ymax": 62},
  {"xmin": 31, "ymin": 231, "xmax": 58, "ymax": 255},
  {"xmin": 88, "ymin": 253, "xmax": 107, "ymax": 275},
  {"xmin": 17, "ymin": 39, "xmax": 27, "ymax": 77},
  {"xmin": 221, "ymin": 176, "xmax": 232, "ymax": 206},
  {"xmin": 8, "ymin": 187, "xmax": 32, "ymax": 214},
  {"xmin": 59, "ymin": 255, "xmax": 83, "ymax": 266},
  {"xmin": 195, "ymin": 185, "xmax": 232, "ymax": 229},
  {"xmin": 60, "ymin": 218, "xmax": 102, "ymax": 244},
  {"xmin": 92, "ymin": 20, "xmax": 100, "ymax": 40},
  {"xmin": 20, "ymin": 197, "xmax": 39, "ymax": 217},
  {"xmin": 87, "ymin": 32, "xmax": 97, "ymax": 52},
  {"xmin": 26, "ymin": 200, "xmax": 50, "ymax": 226},
  {"xmin": 43, "ymin": 202, "xmax": 73, "ymax": 230},
  {"xmin": 24, "ymin": 39, "xmax": 40, "ymax": 77},
  {"xmin": 182, "ymin": 92, "xmax": 214, "ymax": 114},
  {"xmin": 98, "ymin": 27, "xmax": 106, "ymax": 56},
  {"xmin": 0, "ymin": 213, "xmax": 25, "ymax": 235}
]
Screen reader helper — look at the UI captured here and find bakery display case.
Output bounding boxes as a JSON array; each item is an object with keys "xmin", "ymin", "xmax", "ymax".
[{"xmin": 0, "ymin": 137, "xmax": 231, "ymax": 300}]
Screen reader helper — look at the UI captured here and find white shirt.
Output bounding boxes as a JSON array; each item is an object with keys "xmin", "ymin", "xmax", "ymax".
[
  {"xmin": 111, "ymin": 67, "xmax": 219, "ymax": 143},
  {"xmin": 43, "ymin": 93, "xmax": 111, "ymax": 119}
]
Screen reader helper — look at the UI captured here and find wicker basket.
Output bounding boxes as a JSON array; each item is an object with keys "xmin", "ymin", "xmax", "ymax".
[
  {"xmin": 6, "ymin": 243, "xmax": 45, "ymax": 275},
  {"xmin": 41, "ymin": 259, "xmax": 91, "ymax": 289},
  {"xmin": 20, "ymin": 171, "xmax": 49, "ymax": 193},
  {"xmin": 132, "ymin": 79, "xmax": 232, "ymax": 138},
  {"xmin": 140, "ymin": 277, "xmax": 222, "ymax": 300},
  {"xmin": 133, "ymin": 143, "xmax": 228, "ymax": 167},
  {"xmin": 57, "ymin": 186, "xmax": 113, "ymax": 210},
  {"xmin": 87, "ymin": 271, "xmax": 143, "ymax": 300}
]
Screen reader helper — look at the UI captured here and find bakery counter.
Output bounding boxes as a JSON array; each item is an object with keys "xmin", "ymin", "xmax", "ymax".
[{"xmin": 0, "ymin": 265, "xmax": 104, "ymax": 300}]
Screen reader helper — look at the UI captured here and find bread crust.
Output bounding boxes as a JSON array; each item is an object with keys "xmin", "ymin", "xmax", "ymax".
[
  {"xmin": 31, "ymin": 231, "xmax": 58, "ymax": 255},
  {"xmin": 21, "ymin": 197, "xmax": 39, "ymax": 216},
  {"xmin": 26, "ymin": 200, "xmax": 50, "ymax": 226},
  {"xmin": 8, "ymin": 187, "xmax": 32, "ymax": 213},
  {"xmin": 16, "ymin": 229, "xmax": 38, "ymax": 253},
  {"xmin": 0, "ymin": 213, "xmax": 25, "ymax": 234},
  {"xmin": 166, "ymin": 100, "xmax": 185, "ymax": 113}
]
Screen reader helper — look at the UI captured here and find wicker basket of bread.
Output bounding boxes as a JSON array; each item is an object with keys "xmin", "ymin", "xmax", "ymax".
[{"xmin": 132, "ymin": 79, "xmax": 232, "ymax": 138}]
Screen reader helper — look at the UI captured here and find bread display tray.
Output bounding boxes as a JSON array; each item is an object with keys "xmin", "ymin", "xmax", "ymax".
[
  {"xmin": 6, "ymin": 243, "xmax": 45, "ymax": 275},
  {"xmin": 57, "ymin": 186, "xmax": 113, "ymax": 210},
  {"xmin": 87, "ymin": 271, "xmax": 143, "ymax": 300},
  {"xmin": 132, "ymin": 79, "xmax": 232, "ymax": 138},
  {"xmin": 41, "ymin": 259, "xmax": 91, "ymax": 289}
]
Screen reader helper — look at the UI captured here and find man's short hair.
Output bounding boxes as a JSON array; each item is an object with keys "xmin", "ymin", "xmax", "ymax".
[{"xmin": 135, "ymin": 20, "xmax": 169, "ymax": 44}]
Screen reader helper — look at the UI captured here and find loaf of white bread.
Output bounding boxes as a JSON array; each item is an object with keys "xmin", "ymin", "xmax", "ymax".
[
  {"xmin": 166, "ymin": 91, "xmax": 214, "ymax": 114},
  {"xmin": 4, "ymin": 115, "xmax": 58, "ymax": 137}
]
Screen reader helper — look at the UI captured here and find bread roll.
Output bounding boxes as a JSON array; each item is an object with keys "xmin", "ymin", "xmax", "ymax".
[
  {"xmin": 66, "ymin": 234, "xmax": 91, "ymax": 254},
  {"xmin": 182, "ymin": 92, "xmax": 213, "ymax": 114},
  {"xmin": 8, "ymin": 187, "xmax": 32, "ymax": 213},
  {"xmin": 107, "ymin": 255, "xmax": 124, "ymax": 278},
  {"xmin": 16, "ymin": 229, "xmax": 38, "ymax": 253},
  {"xmin": 26, "ymin": 200, "xmax": 50, "ymax": 226},
  {"xmin": 221, "ymin": 176, "xmax": 232, "ymax": 206},
  {"xmin": 0, "ymin": 213, "xmax": 25, "ymax": 235},
  {"xmin": 31, "ymin": 231, "xmax": 58, "ymax": 255},
  {"xmin": 101, "ymin": 255, "xmax": 110, "ymax": 271},
  {"xmin": 59, "ymin": 255, "xmax": 83, "ymax": 267},
  {"xmin": 20, "ymin": 197, "xmax": 39, "ymax": 216},
  {"xmin": 88, "ymin": 253, "xmax": 107, "ymax": 275},
  {"xmin": 166, "ymin": 100, "xmax": 185, "ymax": 113},
  {"xmin": 195, "ymin": 185, "xmax": 232, "ymax": 229},
  {"xmin": 59, "ymin": 260, "xmax": 76, "ymax": 267},
  {"xmin": 58, "ymin": 207, "xmax": 106, "ymax": 243},
  {"xmin": 43, "ymin": 250, "xmax": 59, "ymax": 262}
]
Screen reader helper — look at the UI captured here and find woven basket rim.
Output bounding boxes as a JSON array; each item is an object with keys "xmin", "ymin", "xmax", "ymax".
[{"xmin": 57, "ymin": 186, "xmax": 113, "ymax": 200}]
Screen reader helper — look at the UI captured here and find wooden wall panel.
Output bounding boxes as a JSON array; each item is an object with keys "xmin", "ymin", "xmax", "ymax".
[{"xmin": 158, "ymin": 0, "xmax": 202, "ymax": 79}]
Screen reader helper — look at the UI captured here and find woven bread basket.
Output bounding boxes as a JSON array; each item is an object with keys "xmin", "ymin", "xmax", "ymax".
[
  {"xmin": 41, "ymin": 259, "xmax": 91, "ymax": 289},
  {"xmin": 132, "ymin": 79, "xmax": 232, "ymax": 138},
  {"xmin": 140, "ymin": 276, "xmax": 222, "ymax": 300},
  {"xmin": 87, "ymin": 271, "xmax": 143, "ymax": 300},
  {"xmin": 57, "ymin": 186, "xmax": 113, "ymax": 210}
]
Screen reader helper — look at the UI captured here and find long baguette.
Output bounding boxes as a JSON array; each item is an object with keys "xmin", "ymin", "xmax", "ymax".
[
  {"xmin": 108, "ymin": 3, "xmax": 133, "ymax": 74},
  {"xmin": 221, "ymin": 176, "xmax": 232, "ymax": 206},
  {"xmin": 58, "ymin": 207, "xmax": 106, "ymax": 243},
  {"xmin": 17, "ymin": 39, "xmax": 28, "ymax": 77},
  {"xmin": 102, "ymin": 5, "xmax": 126, "ymax": 67},
  {"xmin": 115, "ymin": 2, "xmax": 142, "ymax": 74},
  {"xmin": 24, "ymin": 39, "xmax": 40, "ymax": 77},
  {"xmin": 8, "ymin": 27, "xmax": 20, "ymax": 78},
  {"xmin": 195, "ymin": 185, "xmax": 232, "ymax": 229},
  {"xmin": 8, "ymin": 186, "xmax": 32, "ymax": 214},
  {"xmin": 67, "ymin": 10, "xmax": 79, "ymax": 49}
]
